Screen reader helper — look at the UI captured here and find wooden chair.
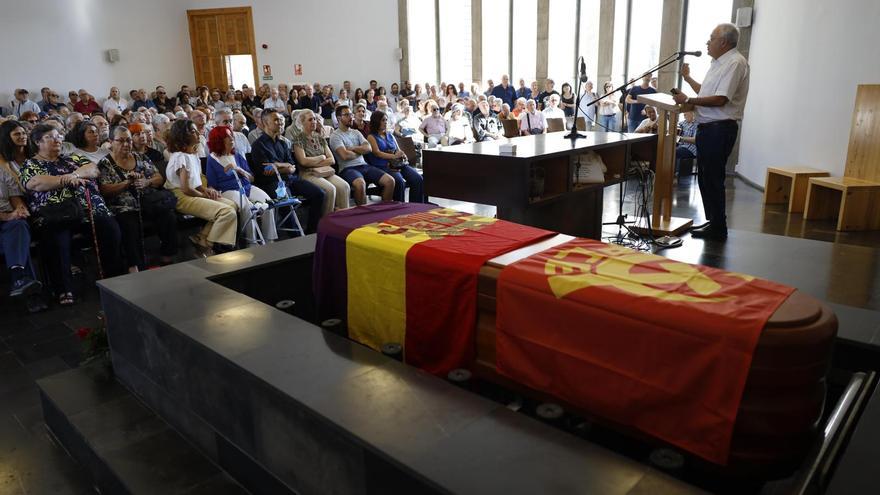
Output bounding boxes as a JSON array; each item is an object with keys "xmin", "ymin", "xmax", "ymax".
[
  {"xmin": 575, "ymin": 116, "xmax": 587, "ymax": 131},
  {"xmin": 501, "ymin": 119, "xmax": 519, "ymax": 138},
  {"xmin": 804, "ymin": 85, "xmax": 880, "ymax": 230},
  {"xmin": 546, "ymin": 118, "xmax": 565, "ymax": 133},
  {"xmin": 763, "ymin": 166, "xmax": 830, "ymax": 213},
  {"xmin": 396, "ymin": 135, "xmax": 418, "ymax": 165}
]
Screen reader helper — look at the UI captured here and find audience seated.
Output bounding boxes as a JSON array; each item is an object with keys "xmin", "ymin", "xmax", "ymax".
[
  {"xmin": 445, "ymin": 104, "xmax": 475, "ymax": 145},
  {"xmin": 21, "ymin": 124, "xmax": 123, "ymax": 305},
  {"xmin": 473, "ymin": 100, "xmax": 503, "ymax": 142},
  {"xmin": 330, "ymin": 105, "xmax": 394, "ymax": 206},
  {"xmin": 68, "ymin": 121, "xmax": 110, "ymax": 164},
  {"xmin": 559, "ymin": 83, "xmax": 576, "ymax": 117},
  {"xmin": 11, "ymin": 89, "xmax": 41, "ymax": 118},
  {"xmin": 419, "ymin": 101, "xmax": 447, "ymax": 147},
  {"xmin": 676, "ymin": 110, "xmax": 698, "ymax": 174},
  {"xmin": 206, "ymin": 125, "xmax": 277, "ymax": 245},
  {"xmin": 394, "ymin": 100, "xmax": 422, "ymax": 141},
  {"xmin": 290, "ymin": 110, "xmax": 350, "ymax": 215},
  {"xmin": 490, "ymin": 74, "xmax": 516, "ymax": 107},
  {"xmin": 541, "ymin": 94, "xmax": 566, "ymax": 121},
  {"xmin": 250, "ymin": 109, "xmax": 325, "ymax": 234},
  {"xmin": 102, "ymin": 87, "xmax": 127, "ymax": 114},
  {"xmin": 366, "ymin": 111, "xmax": 425, "ymax": 203},
  {"xmin": 164, "ymin": 119, "xmax": 237, "ymax": 257},
  {"xmin": 520, "ymin": 99, "xmax": 547, "ymax": 135},
  {"xmin": 0, "ymin": 121, "xmax": 42, "ymax": 304},
  {"xmin": 97, "ymin": 126, "xmax": 177, "ymax": 270},
  {"xmin": 634, "ymin": 106, "xmax": 659, "ymax": 134}
]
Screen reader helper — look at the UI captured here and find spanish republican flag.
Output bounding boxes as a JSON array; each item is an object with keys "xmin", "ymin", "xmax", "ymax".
[
  {"xmin": 496, "ymin": 238, "xmax": 795, "ymax": 465},
  {"xmin": 314, "ymin": 203, "xmax": 552, "ymax": 375}
]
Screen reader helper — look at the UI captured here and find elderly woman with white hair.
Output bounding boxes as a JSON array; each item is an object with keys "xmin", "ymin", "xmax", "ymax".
[
  {"xmin": 394, "ymin": 99, "xmax": 422, "ymax": 141},
  {"xmin": 445, "ymin": 104, "xmax": 474, "ymax": 145},
  {"xmin": 290, "ymin": 110, "xmax": 350, "ymax": 215}
]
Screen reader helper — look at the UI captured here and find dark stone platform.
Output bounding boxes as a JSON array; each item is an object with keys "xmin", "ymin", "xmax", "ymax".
[
  {"xmin": 97, "ymin": 237, "xmax": 703, "ymax": 495},
  {"xmin": 37, "ymin": 365, "xmax": 247, "ymax": 494}
]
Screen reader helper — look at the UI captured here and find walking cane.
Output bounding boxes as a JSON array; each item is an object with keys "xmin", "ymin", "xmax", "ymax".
[{"xmin": 83, "ymin": 186, "xmax": 105, "ymax": 280}]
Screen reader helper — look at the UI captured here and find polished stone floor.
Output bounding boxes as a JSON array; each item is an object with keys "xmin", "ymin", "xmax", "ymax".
[{"xmin": 2, "ymin": 174, "xmax": 879, "ymax": 493}]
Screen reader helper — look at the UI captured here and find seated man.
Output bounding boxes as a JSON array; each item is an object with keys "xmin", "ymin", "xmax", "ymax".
[
  {"xmin": 250, "ymin": 109, "xmax": 325, "ymax": 234},
  {"xmin": 330, "ymin": 105, "xmax": 395, "ymax": 206},
  {"xmin": 0, "ymin": 164, "xmax": 42, "ymax": 301},
  {"xmin": 675, "ymin": 111, "xmax": 698, "ymax": 175},
  {"xmin": 472, "ymin": 100, "xmax": 503, "ymax": 141},
  {"xmin": 634, "ymin": 106, "xmax": 659, "ymax": 134}
]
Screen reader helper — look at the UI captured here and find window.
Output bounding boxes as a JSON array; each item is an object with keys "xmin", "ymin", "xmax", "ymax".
[
  {"xmin": 439, "ymin": 0, "xmax": 473, "ymax": 86},
  {"xmin": 626, "ymin": 0, "xmax": 662, "ymax": 83},
  {"xmin": 611, "ymin": 0, "xmax": 628, "ymax": 85},
  {"xmin": 408, "ymin": 0, "xmax": 438, "ymax": 85},
  {"xmin": 547, "ymin": 0, "xmax": 578, "ymax": 86},
  {"xmin": 482, "ymin": 0, "xmax": 510, "ymax": 84},
  {"xmin": 578, "ymin": 0, "xmax": 601, "ymax": 87},
  {"xmin": 681, "ymin": 0, "xmax": 733, "ymax": 96},
  {"xmin": 511, "ymin": 0, "xmax": 537, "ymax": 84}
]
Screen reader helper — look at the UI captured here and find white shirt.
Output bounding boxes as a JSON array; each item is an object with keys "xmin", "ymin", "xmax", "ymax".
[
  {"xmin": 233, "ymin": 131, "xmax": 251, "ymax": 155},
  {"xmin": 165, "ymin": 152, "xmax": 203, "ymax": 190},
  {"xmin": 102, "ymin": 98, "xmax": 128, "ymax": 114},
  {"xmin": 542, "ymin": 107, "xmax": 566, "ymax": 120},
  {"xmin": 262, "ymin": 97, "xmax": 286, "ymax": 112},
  {"xmin": 695, "ymin": 48, "xmax": 749, "ymax": 124},
  {"xmin": 11, "ymin": 99, "xmax": 40, "ymax": 117}
]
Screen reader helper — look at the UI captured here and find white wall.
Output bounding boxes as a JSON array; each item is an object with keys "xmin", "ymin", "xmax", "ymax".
[
  {"xmin": 737, "ymin": 0, "xmax": 880, "ymax": 184},
  {"xmin": 0, "ymin": 0, "xmax": 194, "ymax": 108},
  {"xmin": 0, "ymin": 0, "xmax": 400, "ymax": 110}
]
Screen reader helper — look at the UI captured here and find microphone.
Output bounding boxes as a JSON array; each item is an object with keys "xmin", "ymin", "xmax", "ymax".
[
  {"xmin": 679, "ymin": 50, "xmax": 702, "ymax": 57},
  {"xmin": 579, "ymin": 57, "xmax": 588, "ymax": 84}
]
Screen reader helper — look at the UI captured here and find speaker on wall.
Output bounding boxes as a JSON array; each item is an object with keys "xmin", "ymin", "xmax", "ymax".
[
  {"xmin": 106, "ymin": 49, "xmax": 120, "ymax": 63},
  {"xmin": 735, "ymin": 7, "xmax": 753, "ymax": 28}
]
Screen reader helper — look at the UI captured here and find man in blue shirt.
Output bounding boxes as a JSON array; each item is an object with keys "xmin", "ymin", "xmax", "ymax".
[
  {"xmin": 250, "ymin": 109, "xmax": 325, "ymax": 233},
  {"xmin": 491, "ymin": 74, "xmax": 516, "ymax": 108},
  {"xmin": 625, "ymin": 74, "xmax": 657, "ymax": 133},
  {"xmin": 516, "ymin": 78, "xmax": 532, "ymax": 100}
]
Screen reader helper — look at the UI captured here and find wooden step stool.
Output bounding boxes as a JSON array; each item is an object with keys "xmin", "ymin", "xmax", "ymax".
[{"xmin": 764, "ymin": 167, "xmax": 829, "ymax": 213}]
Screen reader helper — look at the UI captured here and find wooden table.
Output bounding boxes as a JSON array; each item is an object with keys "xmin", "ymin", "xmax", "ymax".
[{"xmin": 423, "ymin": 132, "xmax": 657, "ymax": 239}]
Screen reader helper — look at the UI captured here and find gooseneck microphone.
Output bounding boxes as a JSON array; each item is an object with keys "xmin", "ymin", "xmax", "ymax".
[
  {"xmin": 579, "ymin": 58, "xmax": 588, "ymax": 83},
  {"xmin": 679, "ymin": 50, "xmax": 702, "ymax": 57}
]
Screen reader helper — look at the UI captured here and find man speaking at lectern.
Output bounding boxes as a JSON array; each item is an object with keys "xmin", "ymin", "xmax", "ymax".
[{"xmin": 673, "ymin": 22, "xmax": 749, "ymax": 241}]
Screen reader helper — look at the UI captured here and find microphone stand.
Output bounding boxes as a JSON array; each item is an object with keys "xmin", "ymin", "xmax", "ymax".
[
  {"xmin": 566, "ymin": 55, "xmax": 588, "ymax": 140},
  {"xmin": 580, "ymin": 51, "xmax": 687, "ymax": 136}
]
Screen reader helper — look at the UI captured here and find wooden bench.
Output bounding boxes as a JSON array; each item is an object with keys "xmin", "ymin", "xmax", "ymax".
[
  {"xmin": 804, "ymin": 177, "xmax": 880, "ymax": 230},
  {"xmin": 803, "ymin": 84, "xmax": 880, "ymax": 231},
  {"xmin": 763, "ymin": 166, "xmax": 830, "ymax": 213}
]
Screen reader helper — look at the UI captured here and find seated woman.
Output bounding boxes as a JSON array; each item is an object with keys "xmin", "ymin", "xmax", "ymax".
[
  {"xmin": 97, "ymin": 125, "xmax": 177, "ymax": 270},
  {"xmin": 445, "ymin": 104, "xmax": 475, "ymax": 145},
  {"xmin": 68, "ymin": 121, "xmax": 110, "ymax": 164},
  {"xmin": 206, "ymin": 125, "xmax": 277, "ymax": 245},
  {"xmin": 21, "ymin": 124, "xmax": 123, "ymax": 306},
  {"xmin": 419, "ymin": 102, "xmax": 447, "ymax": 147},
  {"xmin": 364, "ymin": 88, "xmax": 377, "ymax": 112},
  {"xmin": 0, "ymin": 122, "xmax": 42, "ymax": 301},
  {"xmin": 165, "ymin": 119, "xmax": 237, "ymax": 256},
  {"xmin": 519, "ymin": 99, "xmax": 547, "ymax": 136},
  {"xmin": 366, "ymin": 111, "xmax": 425, "ymax": 203},
  {"xmin": 351, "ymin": 103, "xmax": 371, "ymax": 139},
  {"xmin": 290, "ymin": 110, "xmax": 350, "ymax": 215},
  {"xmin": 394, "ymin": 100, "xmax": 423, "ymax": 142}
]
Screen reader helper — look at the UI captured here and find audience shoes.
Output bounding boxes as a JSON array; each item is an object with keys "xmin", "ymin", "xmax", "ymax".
[{"xmin": 10, "ymin": 277, "xmax": 42, "ymax": 297}]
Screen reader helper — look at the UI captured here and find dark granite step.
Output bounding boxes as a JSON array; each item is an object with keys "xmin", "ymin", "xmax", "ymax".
[{"xmin": 37, "ymin": 365, "xmax": 249, "ymax": 495}]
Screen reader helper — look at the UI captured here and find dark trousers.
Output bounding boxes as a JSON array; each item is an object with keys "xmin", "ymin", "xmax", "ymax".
[
  {"xmin": 39, "ymin": 215, "xmax": 123, "ymax": 294},
  {"xmin": 377, "ymin": 164, "xmax": 426, "ymax": 203},
  {"xmin": 0, "ymin": 219, "xmax": 32, "ymax": 269},
  {"xmin": 695, "ymin": 121, "xmax": 738, "ymax": 231},
  {"xmin": 286, "ymin": 176, "xmax": 325, "ymax": 234},
  {"xmin": 115, "ymin": 211, "xmax": 145, "ymax": 270},
  {"xmin": 675, "ymin": 146, "xmax": 696, "ymax": 174},
  {"xmin": 142, "ymin": 206, "xmax": 178, "ymax": 257}
]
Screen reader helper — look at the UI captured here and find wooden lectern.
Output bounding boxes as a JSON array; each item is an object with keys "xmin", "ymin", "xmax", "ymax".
[{"xmin": 633, "ymin": 92, "xmax": 694, "ymax": 236}]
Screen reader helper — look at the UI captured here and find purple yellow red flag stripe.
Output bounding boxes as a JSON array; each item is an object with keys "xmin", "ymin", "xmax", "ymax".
[{"xmin": 313, "ymin": 203, "xmax": 553, "ymax": 375}]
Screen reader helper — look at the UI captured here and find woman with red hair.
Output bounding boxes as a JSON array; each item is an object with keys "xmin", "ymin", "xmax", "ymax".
[{"xmin": 205, "ymin": 125, "xmax": 276, "ymax": 244}]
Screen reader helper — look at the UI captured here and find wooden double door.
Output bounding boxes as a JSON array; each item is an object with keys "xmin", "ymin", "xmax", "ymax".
[{"xmin": 187, "ymin": 7, "xmax": 258, "ymax": 90}]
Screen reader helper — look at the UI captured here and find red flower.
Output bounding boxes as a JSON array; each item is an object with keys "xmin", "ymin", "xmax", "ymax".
[{"xmin": 76, "ymin": 327, "xmax": 93, "ymax": 341}]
